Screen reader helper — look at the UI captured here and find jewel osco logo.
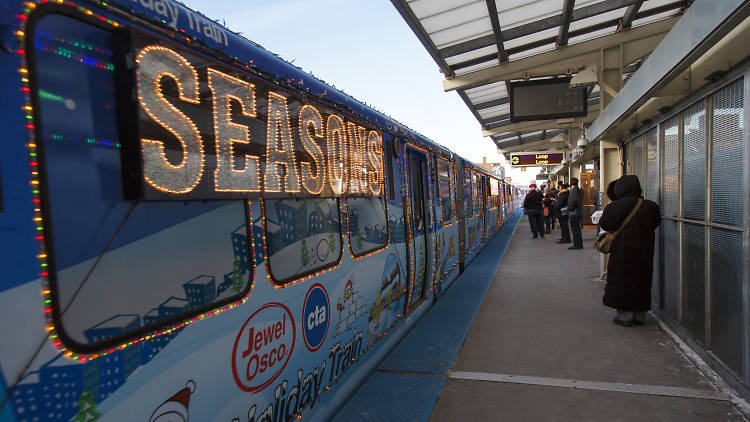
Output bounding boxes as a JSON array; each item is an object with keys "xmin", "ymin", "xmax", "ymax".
[
  {"xmin": 232, "ymin": 302, "xmax": 295, "ymax": 392},
  {"xmin": 302, "ymin": 283, "xmax": 329, "ymax": 352}
]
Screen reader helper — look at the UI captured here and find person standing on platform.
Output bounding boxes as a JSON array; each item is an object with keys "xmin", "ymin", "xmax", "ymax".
[
  {"xmin": 599, "ymin": 175, "xmax": 661, "ymax": 327},
  {"xmin": 555, "ymin": 183, "xmax": 571, "ymax": 244},
  {"xmin": 567, "ymin": 178, "xmax": 584, "ymax": 249},
  {"xmin": 543, "ymin": 187, "xmax": 555, "ymax": 234},
  {"xmin": 549, "ymin": 182, "xmax": 559, "ymax": 230},
  {"xmin": 523, "ymin": 184, "xmax": 545, "ymax": 239}
]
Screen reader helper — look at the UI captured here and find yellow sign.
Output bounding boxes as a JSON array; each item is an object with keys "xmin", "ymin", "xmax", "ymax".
[{"xmin": 511, "ymin": 155, "xmax": 519, "ymax": 165}]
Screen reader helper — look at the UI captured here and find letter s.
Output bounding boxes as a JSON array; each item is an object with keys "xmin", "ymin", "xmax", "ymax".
[{"xmin": 136, "ymin": 45, "xmax": 203, "ymax": 194}]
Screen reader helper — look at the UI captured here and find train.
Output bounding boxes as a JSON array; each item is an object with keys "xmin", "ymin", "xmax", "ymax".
[{"xmin": 0, "ymin": 1, "xmax": 524, "ymax": 421}]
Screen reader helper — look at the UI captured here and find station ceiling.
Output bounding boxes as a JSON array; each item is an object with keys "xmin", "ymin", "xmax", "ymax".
[{"xmin": 391, "ymin": 0, "xmax": 688, "ymax": 154}]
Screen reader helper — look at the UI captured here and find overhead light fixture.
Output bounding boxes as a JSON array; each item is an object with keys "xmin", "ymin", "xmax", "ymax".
[
  {"xmin": 577, "ymin": 135, "xmax": 589, "ymax": 147},
  {"xmin": 570, "ymin": 65, "xmax": 598, "ymax": 88},
  {"xmin": 550, "ymin": 133, "xmax": 566, "ymax": 143}
]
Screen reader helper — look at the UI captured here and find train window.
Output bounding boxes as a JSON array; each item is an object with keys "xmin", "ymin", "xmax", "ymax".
[
  {"xmin": 347, "ymin": 196, "xmax": 388, "ymax": 257},
  {"xmin": 30, "ymin": 13, "xmax": 254, "ymax": 352},
  {"xmin": 464, "ymin": 169, "xmax": 473, "ymax": 217},
  {"xmin": 472, "ymin": 173, "xmax": 480, "ymax": 216},
  {"xmin": 490, "ymin": 179, "xmax": 499, "ymax": 209},
  {"xmin": 264, "ymin": 198, "xmax": 342, "ymax": 283},
  {"xmin": 437, "ymin": 158, "xmax": 453, "ymax": 225}
]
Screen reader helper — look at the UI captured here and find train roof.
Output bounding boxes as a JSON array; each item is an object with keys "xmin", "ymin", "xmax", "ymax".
[{"xmin": 100, "ymin": 0, "xmax": 456, "ymax": 159}]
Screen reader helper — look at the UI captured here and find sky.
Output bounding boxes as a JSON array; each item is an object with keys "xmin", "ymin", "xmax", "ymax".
[{"xmin": 181, "ymin": 0, "xmax": 539, "ymax": 185}]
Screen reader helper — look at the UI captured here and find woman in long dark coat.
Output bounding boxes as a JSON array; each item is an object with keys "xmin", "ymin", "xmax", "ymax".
[{"xmin": 599, "ymin": 175, "xmax": 661, "ymax": 327}]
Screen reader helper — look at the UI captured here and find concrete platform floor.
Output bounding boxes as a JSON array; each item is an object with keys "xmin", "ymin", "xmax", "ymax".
[{"xmin": 430, "ymin": 225, "xmax": 745, "ymax": 421}]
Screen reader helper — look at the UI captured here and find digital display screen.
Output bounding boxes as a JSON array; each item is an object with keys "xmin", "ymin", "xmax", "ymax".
[
  {"xmin": 510, "ymin": 152, "xmax": 563, "ymax": 166},
  {"xmin": 509, "ymin": 78, "xmax": 587, "ymax": 122},
  {"xmin": 120, "ymin": 31, "xmax": 384, "ymax": 200}
]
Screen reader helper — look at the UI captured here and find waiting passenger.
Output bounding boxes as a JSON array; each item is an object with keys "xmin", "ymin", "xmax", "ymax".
[
  {"xmin": 543, "ymin": 187, "xmax": 555, "ymax": 234},
  {"xmin": 567, "ymin": 178, "xmax": 584, "ymax": 249},
  {"xmin": 522, "ymin": 184, "xmax": 545, "ymax": 239},
  {"xmin": 599, "ymin": 175, "xmax": 661, "ymax": 327},
  {"xmin": 555, "ymin": 183, "xmax": 571, "ymax": 244}
]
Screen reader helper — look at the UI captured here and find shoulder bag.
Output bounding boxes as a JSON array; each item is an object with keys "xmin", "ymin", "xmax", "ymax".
[{"xmin": 594, "ymin": 198, "xmax": 643, "ymax": 254}]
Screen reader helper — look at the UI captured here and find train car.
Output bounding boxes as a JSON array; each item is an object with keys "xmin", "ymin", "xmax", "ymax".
[{"xmin": 0, "ymin": 1, "xmax": 518, "ymax": 421}]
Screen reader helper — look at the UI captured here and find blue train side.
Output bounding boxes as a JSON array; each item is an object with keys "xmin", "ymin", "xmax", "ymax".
[{"xmin": 0, "ymin": 1, "xmax": 522, "ymax": 421}]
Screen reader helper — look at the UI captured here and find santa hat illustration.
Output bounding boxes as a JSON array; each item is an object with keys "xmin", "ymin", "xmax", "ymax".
[{"xmin": 150, "ymin": 380, "xmax": 196, "ymax": 422}]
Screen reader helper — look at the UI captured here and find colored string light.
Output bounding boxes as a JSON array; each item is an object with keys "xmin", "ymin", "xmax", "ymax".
[
  {"xmin": 20, "ymin": 0, "xmax": 248, "ymax": 362},
  {"xmin": 34, "ymin": 39, "xmax": 114, "ymax": 71}
]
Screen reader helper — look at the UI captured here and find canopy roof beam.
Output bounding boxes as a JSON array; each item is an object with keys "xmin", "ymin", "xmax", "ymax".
[
  {"xmin": 439, "ymin": 0, "xmax": 646, "ymax": 59},
  {"xmin": 483, "ymin": 109, "xmax": 601, "ymax": 137},
  {"xmin": 558, "ymin": 0, "xmax": 576, "ymax": 47},
  {"xmin": 486, "ymin": 0, "xmax": 508, "ymax": 63},
  {"xmin": 620, "ymin": 1, "xmax": 644, "ymax": 29},
  {"xmin": 444, "ymin": 17, "xmax": 676, "ymax": 92}
]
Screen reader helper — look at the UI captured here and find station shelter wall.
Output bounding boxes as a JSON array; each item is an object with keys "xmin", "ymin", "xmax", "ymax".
[{"xmin": 624, "ymin": 72, "xmax": 749, "ymax": 395}]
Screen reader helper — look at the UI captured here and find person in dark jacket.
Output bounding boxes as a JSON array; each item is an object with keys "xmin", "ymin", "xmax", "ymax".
[
  {"xmin": 567, "ymin": 178, "xmax": 584, "ymax": 249},
  {"xmin": 523, "ymin": 184, "xmax": 545, "ymax": 238},
  {"xmin": 599, "ymin": 175, "xmax": 661, "ymax": 327},
  {"xmin": 554, "ymin": 183, "xmax": 571, "ymax": 243},
  {"xmin": 543, "ymin": 188, "xmax": 556, "ymax": 233}
]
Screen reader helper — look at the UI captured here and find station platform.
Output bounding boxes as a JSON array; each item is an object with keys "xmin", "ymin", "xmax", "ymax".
[{"xmin": 333, "ymin": 211, "xmax": 746, "ymax": 421}]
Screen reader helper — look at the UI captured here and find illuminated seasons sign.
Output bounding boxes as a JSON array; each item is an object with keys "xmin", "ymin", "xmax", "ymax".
[
  {"xmin": 509, "ymin": 152, "xmax": 563, "ymax": 167},
  {"xmin": 121, "ymin": 35, "xmax": 383, "ymax": 200}
]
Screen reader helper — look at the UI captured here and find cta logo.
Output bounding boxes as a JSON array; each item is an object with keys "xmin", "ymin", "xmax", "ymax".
[
  {"xmin": 302, "ymin": 283, "xmax": 329, "ymax": 352},
  {"xmin": 232, "ymin": 302, "xmax": 295, "ymax": 393}
]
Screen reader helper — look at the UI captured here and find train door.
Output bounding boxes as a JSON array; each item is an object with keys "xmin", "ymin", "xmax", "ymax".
[
  {"xmin": 406, "ymin": 150, "xmax": 429, "ymax": 307},
  {"xmin": 480, "ymin": 175, "xmax": 487, "ymax": 240},
  {"xmin": 580, "ymin": 172, "xmax": 599, "ymax": 225},
  {"xmin": 454, "ymin": 158, "xmax": 466, "ymax": 272}
]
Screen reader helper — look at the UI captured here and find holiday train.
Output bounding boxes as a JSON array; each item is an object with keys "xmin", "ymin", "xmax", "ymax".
[{"xmin": 0, "ymin": 0, "xmax": 524, "ymax": 421}]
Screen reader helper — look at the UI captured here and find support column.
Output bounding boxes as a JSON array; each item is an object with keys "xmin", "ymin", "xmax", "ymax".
[
  {"xmin": 567, "ymin": 127, "xmax": 581, "ymax": 184},
  {"xmin": 599, "ymin": 139, "xmax": 622, "ymax": 279},
  {"xmin": 570, "ymin": 163, "xmax": 581, "ymax": 181},
  {"xmin": 599, "ymin": 44, "xmax": 624, "ymax": 111}
]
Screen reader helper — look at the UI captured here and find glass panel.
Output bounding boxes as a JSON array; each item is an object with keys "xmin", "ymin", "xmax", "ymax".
[
  {"xmin": 33, "ymin": 14, "xmax": 252, "ymax": 348},
  {"xmin": 347, "ymin": 196, "xmax": 388, "ymax": 256},
  {"xmin": 625, "ymin": 140, "xmax": 634, "ymax": 175},
  {"xmin": 444, "ymin": 45, "xmax": 498, "ymax": 66},
  {"xmin": 645, "ymin": 128, "xmax": 658, "ymax": 202},
  {"xmin": 661, "ymin": 219, "xmax": 679, "ymax": 319},
  {"xmin": 490, "ymin": 179, "xmax": 500, "ymax": 209},
  {"xmin": 682, "ymin": 223, "xmax": 705, "ymax": 343},
  {"xmin": 682, "ymin": 101, "xmax": 707, "ymax": 221},
  {"xmin": 711, "ymin": 79, "xmax": 745, "ymax": 227},
  {"xmin": 430, "ymin": 19, "xmax": 493, "ymax": 49},
  {"xmin": 477, "ymin": 103, "xmax": 510, "ymax": 119},
  {"xmin": 265, "ymin": 198, "xmax": 342, "ymax": 283},
  {"xmin": 631, "ymin": 136, "xmax": 645, "ymax": 185},
  {"xmin": 465, "ymin": 81, "xmax": 507, "ymax": 102},
  {"xmin": 438, "ymin": 159, "xmax": 453, "ymax": 224},
  {"xmin": 410, "ymin": 0, "xmax": 479, "ymax": 20},
  {"xmin": 497, "ymin": 0, "xmax": 562, "ymax": 30},
  {"xmin": 661, "ymin": 116, "xmax": 680, "ymax": 217},
  {"xmin": 710, "ymin": 228, "xmax": 745, "ymax": 376}
]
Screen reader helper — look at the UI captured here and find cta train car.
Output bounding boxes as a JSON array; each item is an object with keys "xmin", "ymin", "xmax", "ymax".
[{"xmin": 0, "ymin": 1, "xmax": 518, "ymax": 421}]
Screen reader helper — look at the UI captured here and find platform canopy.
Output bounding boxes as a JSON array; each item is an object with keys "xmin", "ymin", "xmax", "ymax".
[{"xmin": 391, "ymin": 0, "xmax": 687, "ymax": 155}]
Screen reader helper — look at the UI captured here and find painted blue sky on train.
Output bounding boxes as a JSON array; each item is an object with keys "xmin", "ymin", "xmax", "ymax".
[{"xmin": 180, "ymin": 0, "xmax": 538, "ymax": 185}]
